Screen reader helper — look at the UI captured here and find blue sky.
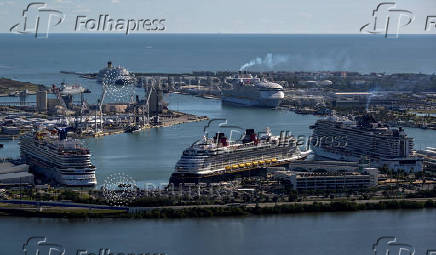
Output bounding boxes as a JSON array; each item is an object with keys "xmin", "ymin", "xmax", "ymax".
[{"xmin": 1, "ymin": 0, "xmax": 435, "ymax": 34}]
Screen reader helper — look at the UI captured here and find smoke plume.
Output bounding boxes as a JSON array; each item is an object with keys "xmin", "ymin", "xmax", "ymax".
[{"xmin": 239, "ymin": 53, "xmax": 289, "ymax": 71}]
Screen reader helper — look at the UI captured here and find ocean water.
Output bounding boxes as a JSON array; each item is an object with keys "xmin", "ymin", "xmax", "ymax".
[{"xmin": 1, "ymin": 34, "xmax": 436, "ymax": 77}]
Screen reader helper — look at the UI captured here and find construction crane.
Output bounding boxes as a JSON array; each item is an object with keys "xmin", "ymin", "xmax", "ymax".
[
  {"xmin": 94, "ymin": 89, "xmax": 106, "ymax": 133},
  {"xmin": 52, "ymin": 84, "xmax": 67, "ymax": 108}
]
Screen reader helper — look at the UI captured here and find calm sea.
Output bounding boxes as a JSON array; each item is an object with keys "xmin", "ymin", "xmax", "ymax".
[{"xmin": 1, "ymin": 34, "xmax": 436, "ymax": 77}]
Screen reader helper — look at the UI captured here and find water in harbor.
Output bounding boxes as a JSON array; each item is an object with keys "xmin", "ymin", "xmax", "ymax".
[
  {"xmin": 2, "ymin": 93, "xmax": 436, "ymax": 186},
  {"xmin": 2, "ymin": 34, "xmax": 436, "ymax": 183},
  {"xmin": 1, "ymin": 209, "xmax": 435, "ymax": 255},
  {"xmin": 85, "ymin": 93, "xmax": 321, "ymax": 186}
]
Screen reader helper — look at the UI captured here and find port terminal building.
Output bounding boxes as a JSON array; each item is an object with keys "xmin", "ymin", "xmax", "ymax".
[
  {"xmin": 272, "ymin": 168, "xmax": 378, "ymax": 191},
  {"xmin": 416, "ymin": 147, "xmax": 436, "ymax": 176},
  {"xmin": 0, "ymin": 162, "xmax": 34, "ymax": 186},
  {"xmin": 288, "ymin": 160, "xmax": 362, "ymax": 172}
]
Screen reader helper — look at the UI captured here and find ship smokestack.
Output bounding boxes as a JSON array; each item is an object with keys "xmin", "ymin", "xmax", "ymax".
[
  {"xmin": 279, "ymin": 131, "xmax": 285, "ymax": 145},
  {"xmin": 284, "ymin": 131, "xmax": 290, "ymax": 145},
  {"xmin": 214, "ymin": 132, "xmax": 228, "ymax": 147}
]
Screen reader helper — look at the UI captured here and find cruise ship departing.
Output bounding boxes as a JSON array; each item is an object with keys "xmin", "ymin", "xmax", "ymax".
[
  {"xmin": 222, "ymin": 71, "xmax": 284, "ymax": 107},
  {"xmin": 20, "ymin": 128, "xmax": 96, "ymax": 186},
  {"xmin": 310, "ymin": 114, "xmax": 423, "ymax": 172},
  {"xmin": 169, "ymin": 125, "xmax": 309, "ymax": 184}
]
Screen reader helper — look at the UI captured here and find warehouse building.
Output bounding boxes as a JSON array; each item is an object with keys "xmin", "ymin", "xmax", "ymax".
[{"xmin": 273, "ymin": 168, "xmax": 378, "ymax": 191}]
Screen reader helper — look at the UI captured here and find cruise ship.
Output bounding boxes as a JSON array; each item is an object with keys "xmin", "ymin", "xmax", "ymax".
[
  {"xmin": 59, "ymin": 83, "xmax": 88, "ymax": 95},
  {"xmin": 222, "ymin": 71, "xmax": 284, "ymax": 107},
  {"xmin": 310, "ymin": 114, "xmax": 423, "ymax": 172},
  {"xmin": 97, "ymin": 61, "xmax": 136, "ymax": 85},
  {"xmin": 169, "ymin": 125, "xmax": 309, "ymax": 184},
  {"xmin": 20, "ymin": 128, "xmax": 96, "ymax": 186}
]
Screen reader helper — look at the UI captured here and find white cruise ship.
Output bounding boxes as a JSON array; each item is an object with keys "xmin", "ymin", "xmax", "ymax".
[
  {"xmin": 97, "ymin": 61, "xmax": 136, "ymax": 85},
  {"xmin": 222, "ymin": 71, "xmax": 284, "ymax": 107},
  {"xmin": 20, "ymin": 129, "xmax": 96, "ymax": 186},
  {"xmin": 310, "ymin": 114, "xmax": 423, "ymax": 172},
  {"xmin": 170, "ymin": 125, "xmax": 309, "ymax": 184}
]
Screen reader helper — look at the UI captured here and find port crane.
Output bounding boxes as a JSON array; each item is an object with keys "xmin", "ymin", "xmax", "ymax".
[{"xmin": 96, "ymin": 89, "xmax": 106, "ymax": 133}]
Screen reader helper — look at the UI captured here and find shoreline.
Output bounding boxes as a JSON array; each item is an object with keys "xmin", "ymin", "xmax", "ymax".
[
  {"xmin": 0, "ymin": 109, "xmax": 209, "ymax": 140},
  {"xmin": 79, "ymin": 111, "xmax": 209, "ymax": 139},
  {"xmin": 1, "ymin": 197, "xmax": 434, "ymax": 219}
]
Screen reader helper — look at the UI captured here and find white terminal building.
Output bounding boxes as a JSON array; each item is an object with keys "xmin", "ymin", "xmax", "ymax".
[{"xmin": 273, "ymin": 168, "xmax": 378, "ymax": 191}]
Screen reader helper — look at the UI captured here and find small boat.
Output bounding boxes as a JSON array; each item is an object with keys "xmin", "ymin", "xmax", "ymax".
[{"xmin": 125, "ymin": 125, "xmax": 143, "ymax": 133}]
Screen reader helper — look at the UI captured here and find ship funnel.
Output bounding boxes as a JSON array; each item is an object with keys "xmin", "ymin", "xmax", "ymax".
[
  {"xmin": 279, "ymin": 131, "xmax": 285, "ymax": 145},
  {"xmin": 214, "ymin": 132, "xmax": 228, "ymax": 147}
]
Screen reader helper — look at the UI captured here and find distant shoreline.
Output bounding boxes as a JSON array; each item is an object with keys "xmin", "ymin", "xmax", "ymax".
[
  {"xmin": 0, "ymin": 198, "xmax": 434, "ymax": 219},
  {"xmin": 0, "ymin": 78, "xmax": 44, "ymax": 95}
]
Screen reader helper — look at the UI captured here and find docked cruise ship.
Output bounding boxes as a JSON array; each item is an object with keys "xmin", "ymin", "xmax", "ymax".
[
  {"xmin": 20, "ymin": 129, "xmax": 96, "ymax": 186},
  {"xmin": 222, "ymin": 71, "xmax": 284, "ymax": 107},
  {"xmin": 310, "ymin": 114, "xmax": 423, "ymax": 172},
  {"xmin": 169, "ymin": 126, "xmax": 309, "ymax": 184}
]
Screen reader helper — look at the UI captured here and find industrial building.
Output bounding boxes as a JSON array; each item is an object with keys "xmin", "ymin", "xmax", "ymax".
[
  {"xmin": 273, "ymin": 168, "xmax": 378, "ymax": 191},
  {"xmin": 288, "ymin": 160, "xmax": 362, "ymax": 172},
  {"xmin": 416, "ymin": 147, "xmax": 436, "ymax": 176},
  {"xmin": 0, "ymin": 162, "xmax": 34, "ymax": 186}
]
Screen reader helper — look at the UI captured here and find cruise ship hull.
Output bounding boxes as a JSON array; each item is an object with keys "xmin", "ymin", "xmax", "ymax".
[
  {"xmin": 20, "ymin": 133, "xmax": 97, "ymax": 187},
  {"xmin": 312, "ymin": 146, "xmax": 423, "ymax": 172},
  {"xmin": 169, "ymin": 167, "xmax": 268, "ymax": 185},
  {"xmin": 31, "ymin": 165, "xmax": 96, "ymax": 187},
  {"xmin": 312, "ymin": 146, "xmax": 360, "ymax": 162},
  {"xmin": 170, "ymin": 152, "xmax": 310, "ymax": 185}
]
